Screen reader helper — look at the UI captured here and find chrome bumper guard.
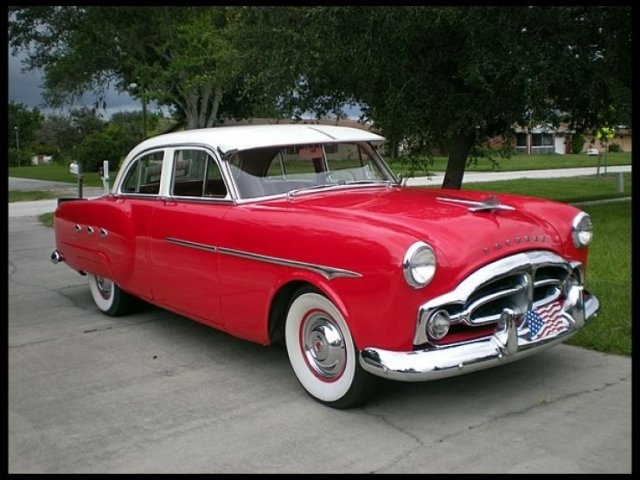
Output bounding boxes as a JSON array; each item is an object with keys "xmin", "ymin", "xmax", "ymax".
[{"xmin": 359, "ymin": 290, "xmax": 599, "ymax": 382}]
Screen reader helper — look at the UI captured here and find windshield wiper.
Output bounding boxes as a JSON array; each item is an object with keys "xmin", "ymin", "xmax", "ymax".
[
  {"xmin": 287, "ymin": 180, "xmax": 392, "ymax": 198},
  {"xmin": 287, "ymin": 183, "xmax": 342, "ymax": 198},
  {"xmin": 344, "ymin": 179, "xmax": 392, "ymax": 186}
]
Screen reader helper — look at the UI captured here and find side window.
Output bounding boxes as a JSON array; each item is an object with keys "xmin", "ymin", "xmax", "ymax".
[
  {"xmin": 172, "ymin": 149, "xmax": 228, "ymax": 198},
  {"xmin": 122, "ymin": 151, "xmax": 164, "ymax": 194}
]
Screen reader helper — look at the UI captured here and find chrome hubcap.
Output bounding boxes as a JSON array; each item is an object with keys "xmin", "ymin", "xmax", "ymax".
[
  {"xmin": 95, "ymin": 276, "xmax": 113, "ymax": 300},
  {"xmin": 302, "ymin": 312, "xmax": 346, "ymax": 379}
]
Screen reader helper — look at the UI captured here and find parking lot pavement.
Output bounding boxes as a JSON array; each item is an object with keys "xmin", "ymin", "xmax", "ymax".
[{"xmin": 8, "ymin": 215, "xmax": 631, "ymax": 473}]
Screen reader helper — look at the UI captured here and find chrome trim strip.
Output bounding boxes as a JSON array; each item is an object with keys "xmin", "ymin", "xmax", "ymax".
[
  {"xmin": 436, "ymin": 196, "xmax": 515, "ymax": 212},
  {"xmin": 306, "ymin": 125, "xmax": 338, "ymax": 140},
  {"xmin": 361, "ymin": 293, "xmax": 599, "ymax": 382},
  {"xmin": 165, "ymin": 237, "xmax": 218, "ymax": 254},
  {"xmin": 163, "ymin": 239, "xmax": 361, "ymax": 280},
  {"xmin": 218, "ymin": 247, "xmax": 362, "ymax": 280}
]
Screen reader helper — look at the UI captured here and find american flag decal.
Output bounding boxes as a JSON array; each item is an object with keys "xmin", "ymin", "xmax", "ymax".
[{"xmin": 525, "ymin": 301, "xmax": 564, "ymax": 341}]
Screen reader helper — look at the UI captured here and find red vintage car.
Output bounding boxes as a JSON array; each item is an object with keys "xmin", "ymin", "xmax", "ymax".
[{"xmin": 51, "ymin": 124, "xmax": 599, "ymax": 408}]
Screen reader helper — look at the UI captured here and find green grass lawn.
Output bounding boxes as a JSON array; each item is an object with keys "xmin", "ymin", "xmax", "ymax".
[
  {"xmin": 388, "ymin": 151, "xmax": 631, "ymax": 176},
  {"xmin": 9, "ymin": 191, "xmax": 61, "ymax": 202},
  {"xmin": 566, "ymin": 200, "xmax": 631, "ymax": 355},
  {"xmin": 8, "ymin": 164, "xmax": 104, "ymax": 187},
  {"xmin": 459, "ymin": 173, "xmax": 632, "ymax": 204}
]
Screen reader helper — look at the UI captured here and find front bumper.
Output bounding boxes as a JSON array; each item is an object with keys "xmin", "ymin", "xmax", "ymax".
[{"xmin": 359, "ymin": 290, "xmax": 599, "ymax": 382}]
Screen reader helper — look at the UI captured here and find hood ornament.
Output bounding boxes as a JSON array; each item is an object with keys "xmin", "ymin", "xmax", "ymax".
[{"xmin": 437, "ymin": 195, "xmax": 515, "ymax": 212}]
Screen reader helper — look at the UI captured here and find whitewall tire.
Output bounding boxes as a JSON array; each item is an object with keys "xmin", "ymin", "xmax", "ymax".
[
  {"xmin": 88, "ymin": 274, "xmax": 133, "ymax": 317},
  {"xmin": 285, "ymin": 286, "xmax": 376, "ymax": 408}
]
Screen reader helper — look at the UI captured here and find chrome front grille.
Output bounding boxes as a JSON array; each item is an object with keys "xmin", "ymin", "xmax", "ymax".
[{"xmin": 415, "ymin": 251, "xmax": 582, "ymax": 346}]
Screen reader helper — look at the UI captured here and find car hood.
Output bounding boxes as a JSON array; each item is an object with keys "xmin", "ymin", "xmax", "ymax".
[{"xmin": 266, "ymin": 186, "xmax": 567, "ymax": 269}]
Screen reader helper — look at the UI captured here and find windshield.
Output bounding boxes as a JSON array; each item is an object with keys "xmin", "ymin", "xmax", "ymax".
[{"xmin": 227, "ymin": 142, "xmax": 395, "ymax": 199}]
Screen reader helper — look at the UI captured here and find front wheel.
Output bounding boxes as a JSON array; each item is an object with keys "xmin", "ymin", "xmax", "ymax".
[
  {"xmin": 88, "ymin": 274, "xmax": 134, "ymax": 316},
  {"xmin": 285, "ymin": 286, "xmax": 377, "ymax": 409}
]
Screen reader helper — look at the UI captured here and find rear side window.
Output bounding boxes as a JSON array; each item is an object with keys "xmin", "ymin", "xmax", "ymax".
[
  {"xmin": 122, "ymin": 151, "xmax": 165, "ymax": 195},
  {"xmin": 171, "ymin": 149, "xmax": 228, "ymax": 198}
]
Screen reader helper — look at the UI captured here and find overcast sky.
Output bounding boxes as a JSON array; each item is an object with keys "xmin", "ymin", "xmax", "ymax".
[
  {"xmin": 8, "ymin": 47, "xmax": 147, "ymax": 118},
  {"xmin": 8, "ymin": 46, "xmax": 361, "ymax": 120}
]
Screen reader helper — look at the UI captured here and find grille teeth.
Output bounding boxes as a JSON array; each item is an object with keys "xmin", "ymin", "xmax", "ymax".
[
  {"xmin": 415, "ymin": 251, "xmax": 580, "ymax": 346},
  {"xmin": 448, "ymin": 264, "xmax": 571, "ymax": 325}
]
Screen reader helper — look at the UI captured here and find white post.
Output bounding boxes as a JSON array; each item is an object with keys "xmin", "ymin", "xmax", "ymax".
[
  {"xmin": 616, "ymin": 172, "xmax": 624, "ymax": 193},
  {"xmin": 102, "ymin": 160, "xmax": 110, "ymax": 195},
  {"xmin": 14, "ymin": 126, "xmax": 20, "ymax": 167}
]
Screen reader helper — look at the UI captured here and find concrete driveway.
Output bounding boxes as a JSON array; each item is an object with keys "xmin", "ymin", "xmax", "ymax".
[
  {"xmin": 8, "ymin": 215, "xmax": 632, "ymax": 474},
  {"xmin": 8, "ymin": 172, "xmax": 632, "ymax": 473}
]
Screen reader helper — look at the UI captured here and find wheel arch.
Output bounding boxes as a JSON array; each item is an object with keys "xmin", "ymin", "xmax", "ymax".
[{"xmin": 267, "ymin": 277, "xmax": 351, "ymax": 346}]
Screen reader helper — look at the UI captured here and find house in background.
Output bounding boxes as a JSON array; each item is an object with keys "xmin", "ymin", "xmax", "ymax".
[
  {"xmin": 31, "ymin": 154, "xmax": 53, "ymax": 165},
  {"xmin": 507, "ymin": 124, "xmax": 631, "ymax": 155},
  {"xmin": 584, "ymin": 125, "xmax": 632, "ymax": 153}
]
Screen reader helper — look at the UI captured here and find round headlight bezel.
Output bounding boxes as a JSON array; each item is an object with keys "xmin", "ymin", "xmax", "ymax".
[
  {"xmin": 427, "ymin": 309, "xmax": 451, "ymax": 340},
  {"xmin": 403, "ymin": 241, "xmax": 437, "ymax": 289},
  {"xmin": 571, "ymin": 212, "xmax": 593, "ymax": 248}
]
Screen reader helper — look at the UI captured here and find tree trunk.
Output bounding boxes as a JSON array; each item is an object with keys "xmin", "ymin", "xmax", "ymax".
[
  {"xmin": 442, "ymin": 134, "xmax": 475, "ymax": 189},
  {"xmin": 206, "ymin": 85, "xmax": 223, "ymax": 128}
]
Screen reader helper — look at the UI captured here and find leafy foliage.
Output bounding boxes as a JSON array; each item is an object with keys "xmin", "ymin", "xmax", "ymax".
[{"xmin": 9, "ymin": 6, "xmax": 631, "ymax": 187}]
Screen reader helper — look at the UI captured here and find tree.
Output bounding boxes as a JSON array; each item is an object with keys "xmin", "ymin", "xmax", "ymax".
[
  {"xmin": 10, "ymin": 7, "xmax": 631, "ymax": 187},
  {"xmin": 234, "ymin": 6, "xmax": 631, "ymax": 188},
  {"xmin": 9, "ymin": 6, "xmax": 248, "ymax": 129},
  {"xmin": 8, "ymin": 101, "xmax": 44, "ymax": 149},
  {"xmin": 8, "ymin": 101, "xmax": 44, "ymax": 166},
  {"xmin": 33, "ymin": 107, "xmax": 106, "ymax": 163}
]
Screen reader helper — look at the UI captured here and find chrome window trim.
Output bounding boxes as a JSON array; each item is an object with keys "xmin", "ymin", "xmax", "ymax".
[
  {"xmin": 115, "ymin": 148, "xmax": 168, "ymax": 197},
  {"xmin": 115, "ymin": 141, "xmax": 393, "ymax": 204},
  {"xmin": 167, "ymin": 146, "xmax": 233, "ymax": 202}
]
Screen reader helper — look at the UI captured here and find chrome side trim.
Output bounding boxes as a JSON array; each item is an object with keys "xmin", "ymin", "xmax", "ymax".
[
  {"xmin": 165, "ymin": 237, "xmax": 218, "ymax": 254},
  {"xmin": 163, "ymin": 238, "xmax": 361, "ymax": 280},
  {"xmin": 218, "ymin": 247, "xmax": 362, "ymax": 280}
]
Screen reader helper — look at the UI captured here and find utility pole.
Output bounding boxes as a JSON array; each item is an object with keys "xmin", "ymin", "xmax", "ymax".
[{"xmin": 14, "ymin": 126, "xmax": 20, "ymax": 167}]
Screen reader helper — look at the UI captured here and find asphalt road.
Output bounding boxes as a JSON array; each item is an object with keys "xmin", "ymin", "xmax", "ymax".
[{"xmin": 7, "ymin": 172, "xmax": 632, "ymax": 473}]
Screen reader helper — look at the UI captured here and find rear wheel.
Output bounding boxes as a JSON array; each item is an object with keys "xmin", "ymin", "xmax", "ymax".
[
  {"xmin": 88, "ymin": 274, "xmax": 134, "ymax": 316},
  {"xmin": 284, "ymin": 286, "xmax": 377, "ymax": 409}
]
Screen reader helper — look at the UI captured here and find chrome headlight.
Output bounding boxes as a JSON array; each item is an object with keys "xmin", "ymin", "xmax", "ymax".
[
  {"xmin": 403, "ymin": 241, "xmax": 436, "ymax": 288},
  {"xmin": 572, "ymin": 212, "xmax": 593, "ymax": 248}
]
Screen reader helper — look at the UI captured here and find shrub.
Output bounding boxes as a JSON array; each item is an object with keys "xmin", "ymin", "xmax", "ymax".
[
  {"xmin": 608, "ymin": 142, "xmax": 622, "ymax": 153},
  {"xmin": 572, "ymin": 134, "xmax": 585, "ymax": 154},
  {"xmin": 8, "ymin": 148, "xmax": 33, "ymax": 167}
]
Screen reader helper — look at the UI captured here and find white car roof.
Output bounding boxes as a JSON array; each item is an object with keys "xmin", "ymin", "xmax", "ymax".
[{"xmin": 127, "ymin": 124, "xmax": 386, "ymax": 158}]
